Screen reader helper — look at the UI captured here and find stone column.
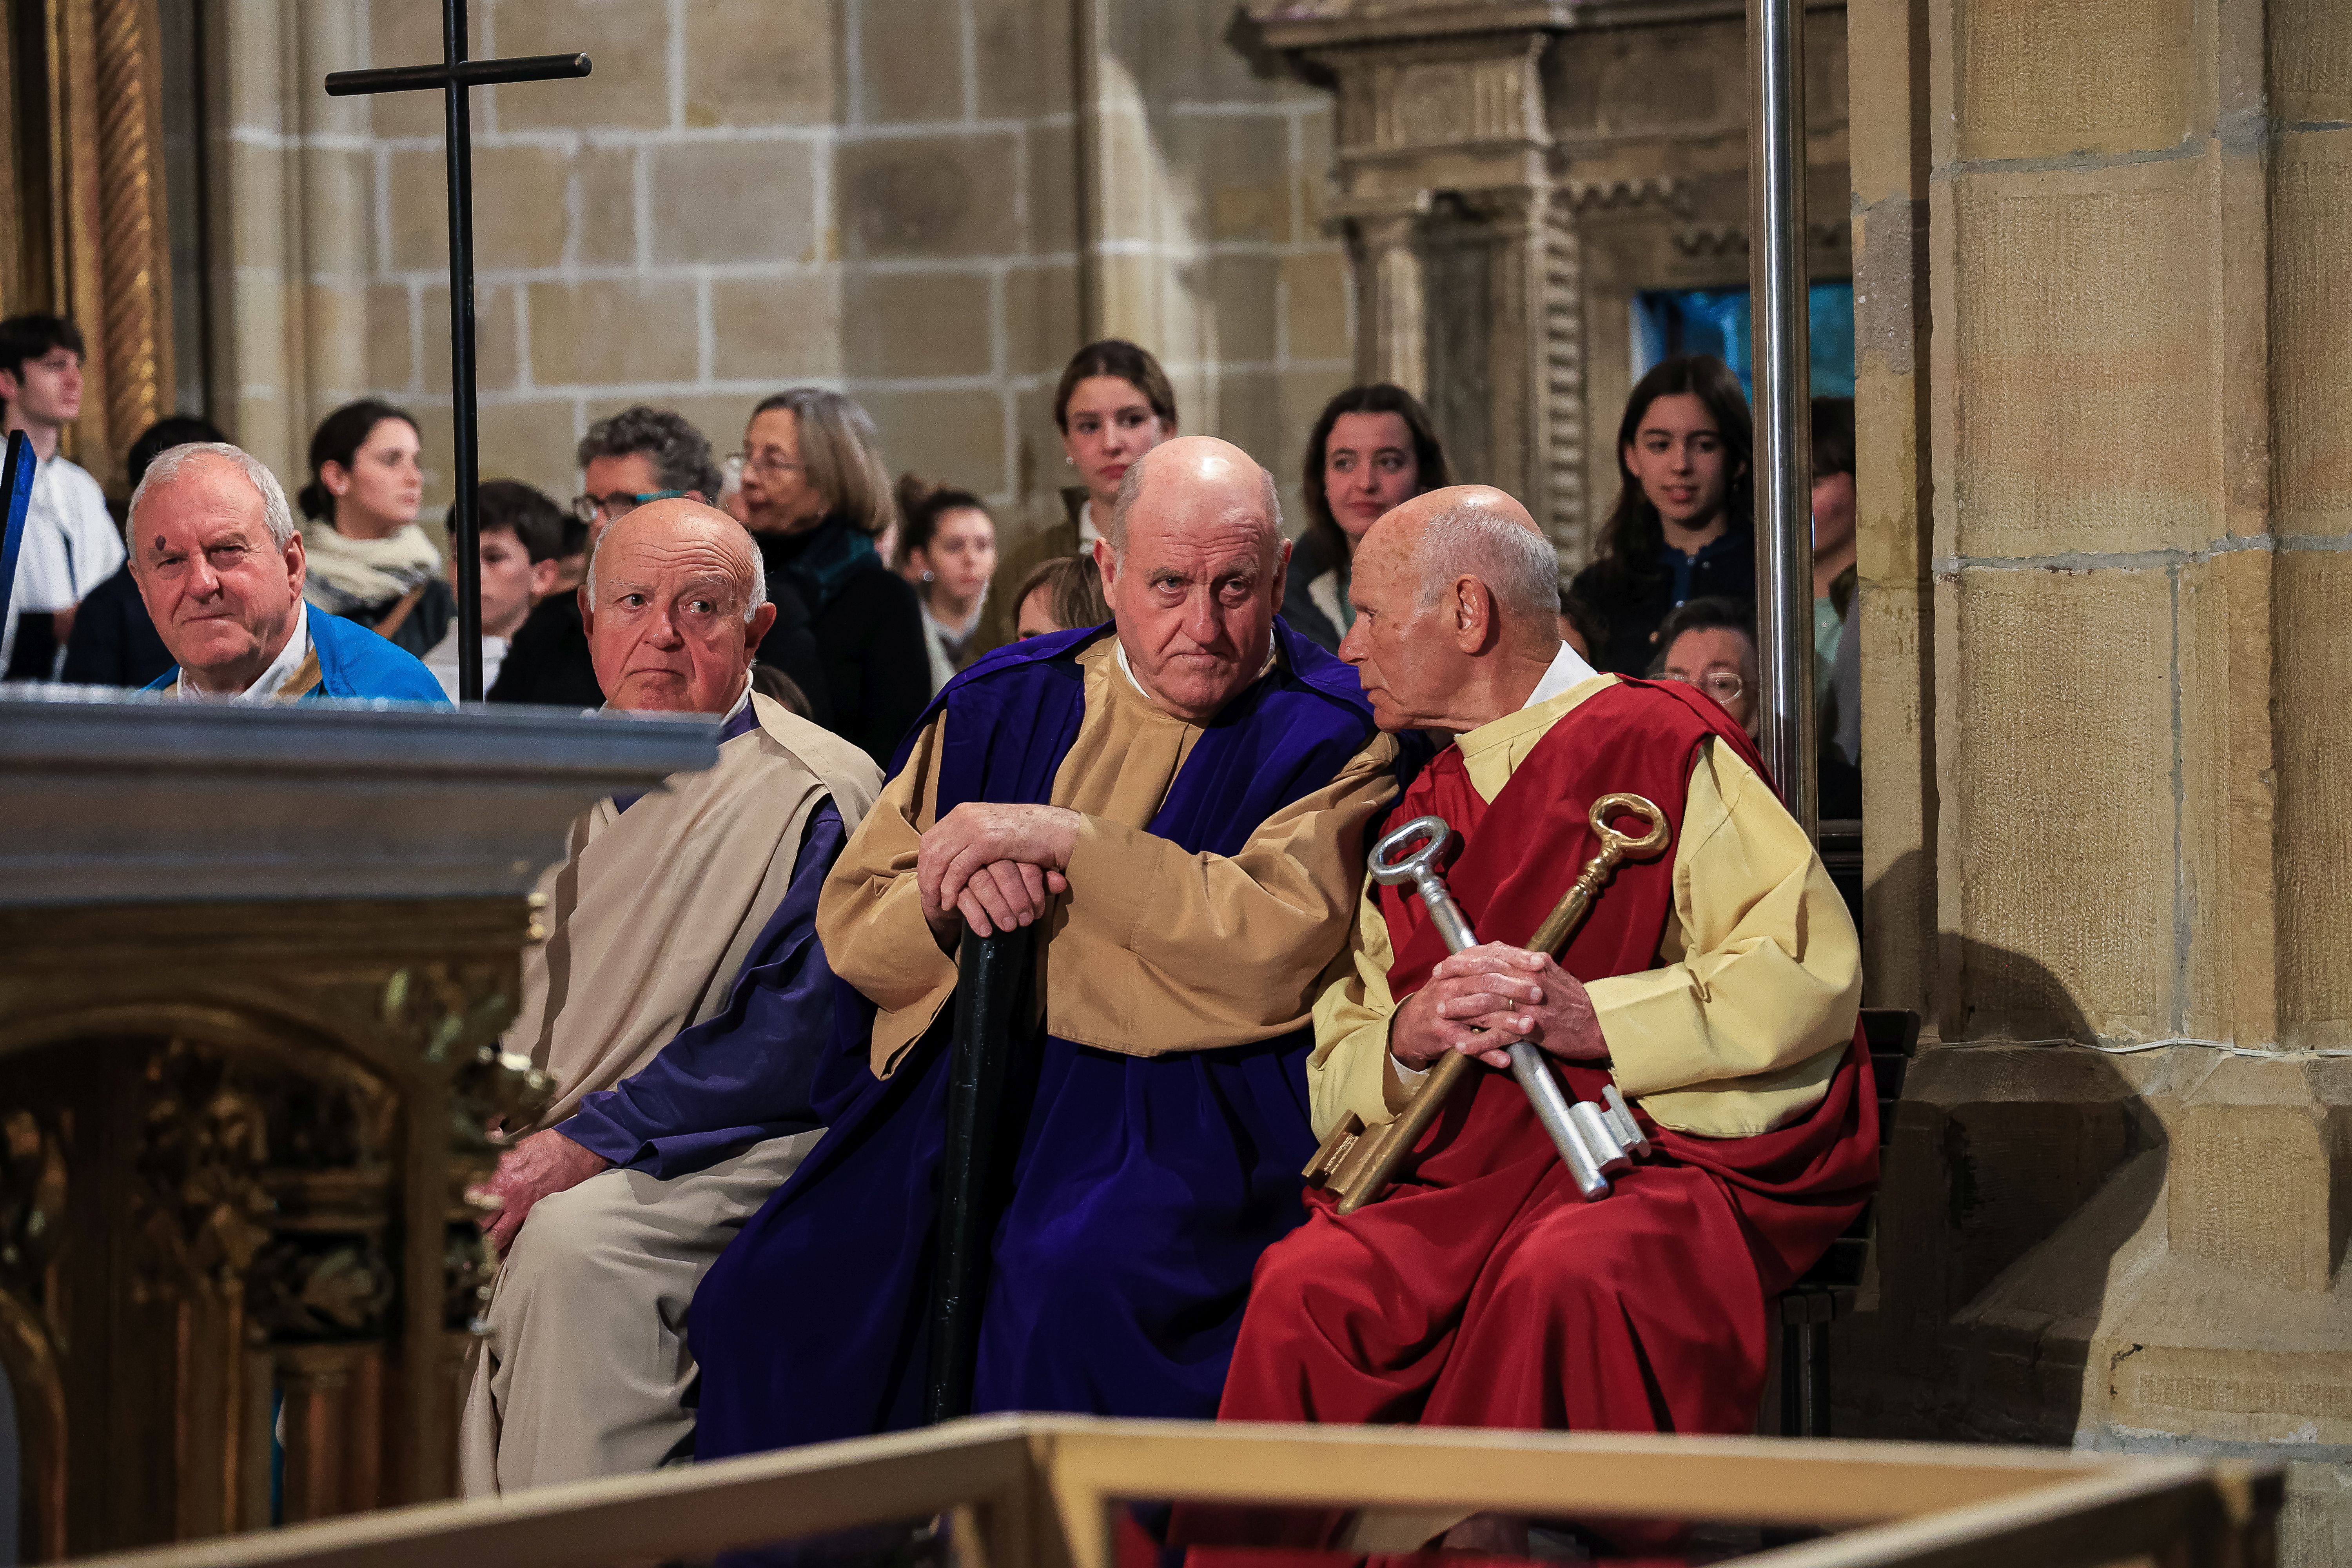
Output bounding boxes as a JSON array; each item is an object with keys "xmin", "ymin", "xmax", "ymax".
[
  {"xmin": 1844, "ymin": 0, "xmax": 2352, "ymax": 1560},
  {"xmin": 1341, "ymin": 203, "xmax": 1429, "ymax": 396}
]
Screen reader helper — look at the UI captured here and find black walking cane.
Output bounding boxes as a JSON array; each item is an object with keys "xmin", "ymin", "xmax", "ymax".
[{"xmin": 923, "ymin": 924, "xmax": 1036, "ymax": 1424}]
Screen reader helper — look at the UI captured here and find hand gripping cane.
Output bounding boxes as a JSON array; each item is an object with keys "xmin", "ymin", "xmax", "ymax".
[{"xmin": 1303, "ymin": 794, "xmax": 1671, "ymax": 1215}]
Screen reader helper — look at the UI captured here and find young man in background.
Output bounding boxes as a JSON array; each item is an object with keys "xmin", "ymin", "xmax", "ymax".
[{"xmin": 0, "ymin": 314, "xmax": 118, "ymax": 679}]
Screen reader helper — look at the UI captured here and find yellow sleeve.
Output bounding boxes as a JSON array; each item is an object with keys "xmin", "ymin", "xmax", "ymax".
[
  {"xmin": 813, "ymin": 710, "xmax": 955, "ymax": 1075},
  {"xmin": 1587, "ymin": 737, "xmax": 1860, "ymax": 1136},
  {"xmin": 1303, "ymin": 875, "xmax": 1432, "ymax": 1142},
  {"xmin": 1050, "ymin": 732, "xmax": 1401, "ymax": 1055}
]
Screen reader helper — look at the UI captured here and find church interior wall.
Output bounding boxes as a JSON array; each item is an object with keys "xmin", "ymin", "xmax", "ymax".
[{"xmin": 199, "ymin": 0, "xmax": 1352, "ymax": 548}]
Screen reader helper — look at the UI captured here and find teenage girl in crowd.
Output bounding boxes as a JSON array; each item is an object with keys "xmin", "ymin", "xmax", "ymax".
[
  {"xmin": 1284, "ymin": 383, "xmax": 1451, "ymax": 653},
  {"xmin": 895, "ymin": 475, "xmax": 999, "ymax": 693},
  {"xmin": 981, "ymin": 339, "xmax": 1176, "ymax": 650},
  {"xmin": 1565, "ymin": 355, "xmax": 1756, "ymax": 675}
]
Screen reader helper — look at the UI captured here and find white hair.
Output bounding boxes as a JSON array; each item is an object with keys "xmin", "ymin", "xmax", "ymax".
[
  {"xmin": 127, "ymin": 442, "xmax": 297, "ymax": 553},
  {"xmin": 1108, "ymin": 444, "xmax": 1284, "ymax": 560},
  {"xmin": 1418, "ymin": 502, "xmax": 1561, "ymax": 622},
  {"xmin": 584, "ymin": 508, "xmax": 769, "ymax": 623}
]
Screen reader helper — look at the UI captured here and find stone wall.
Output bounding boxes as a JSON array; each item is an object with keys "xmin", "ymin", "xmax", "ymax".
[
  {"xmin": 201, "ymin": 0, "xmax": 1351, "ymax": 536},
  {"xmin": 1845, "ymin": 0, "xmax": 2352, "ymax": 1561}
]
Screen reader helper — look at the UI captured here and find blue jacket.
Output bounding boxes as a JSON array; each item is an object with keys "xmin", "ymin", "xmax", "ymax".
[{"xmin": 144, "ymin": 606, "xmax": 452, "ymax": 704}]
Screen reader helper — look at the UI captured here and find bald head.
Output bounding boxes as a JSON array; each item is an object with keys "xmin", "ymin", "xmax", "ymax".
[
  {"xmin": 584, "ymin": 497, "xmax": 777, "ymax": 714},
  {"xmin": 1109, "ymin": 435, "xmax": 1282, "ymax": 559},
  {"xmin": 1341, "ymin": 485, "xmax": 1567, "ymax": 734}
]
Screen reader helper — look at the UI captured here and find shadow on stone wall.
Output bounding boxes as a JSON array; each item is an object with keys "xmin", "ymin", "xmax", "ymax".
[{"xmin": 1840, "ymin": 851, "xmax": 2171, "ymax": 1449}]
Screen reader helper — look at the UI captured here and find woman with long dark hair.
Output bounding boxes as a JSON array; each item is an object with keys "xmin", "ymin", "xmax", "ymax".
[
  {"xmin": 896, "ymin": 474, "xmax": 998, "ymax": 693},
  {"xmin": 1566, "ymin": 355, "xmax": 1754, "ymax": 675},
  {"xmin": 1285, "ymin": 383, "xmax": 1450, "ymax": 652},
  {"xmin": 297, "ymin": 399, "xmax": 449, "ymax": 657}
]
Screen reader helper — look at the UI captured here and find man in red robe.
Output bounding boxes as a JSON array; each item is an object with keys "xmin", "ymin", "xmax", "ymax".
[{"xmin": 1205, "ymin": 486, "xmax": 1878, "ymax": 1555}]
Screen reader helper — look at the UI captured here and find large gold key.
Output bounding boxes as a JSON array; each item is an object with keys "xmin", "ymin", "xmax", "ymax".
[{"xmin": 1304, "ymin": 792, "xmax": 1671, "ymax": 1215}]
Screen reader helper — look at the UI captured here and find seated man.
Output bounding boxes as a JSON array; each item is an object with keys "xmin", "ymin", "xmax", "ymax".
[
  {"xmin": 458, "ymin": 499, "xmax": 884, "ymax": 1494},
  {"xmin": 1207, "ymin": 487, "xmax": 1876, "ymax": 1553},
  {"xmin": 691, "ymin": 437, "xmax": 1399, "ymax": 1454},
  {"xmin": 128, "ymin": 441, "xmax": 447, "ymax": 703}
]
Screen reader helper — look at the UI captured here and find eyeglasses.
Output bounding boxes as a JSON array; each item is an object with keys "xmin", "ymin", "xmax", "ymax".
[
  {"xmin": 1663, "ymin": 670, "xmax": 1748, "ymax": 708},
  {"xmin": 572, "ymin": 489, "xmax": 688, "ymax": 524},
  {"xmin": 729, "ymin": 451, "xmax": 802, "ymax": 479}
]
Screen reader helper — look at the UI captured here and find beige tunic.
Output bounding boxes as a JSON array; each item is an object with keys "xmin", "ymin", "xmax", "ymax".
[
  {"xmin": 818, "ymin": 637, "xmax": 1401, "ymax": 1075},
  {"xmin": 1308, "ymin": 674, "xmax": 1861, "ymax": 1142}
]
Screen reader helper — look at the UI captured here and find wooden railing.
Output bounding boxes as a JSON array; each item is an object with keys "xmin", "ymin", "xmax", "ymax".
[{"xmin": 56, "ymin": 1415, "xmax": 2281, "ymax": 1568}]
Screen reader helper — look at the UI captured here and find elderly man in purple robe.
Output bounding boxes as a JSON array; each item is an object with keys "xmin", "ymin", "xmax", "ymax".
[
  {"xmin": 457, "ymin": 500, "xmax": 882, "ymax": 1494},
  {"xmin": 691, "ymin": 436, "xmax": 1401, "ymax": 1456}
]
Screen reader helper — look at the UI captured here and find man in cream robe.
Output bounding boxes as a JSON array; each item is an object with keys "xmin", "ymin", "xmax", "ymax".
[
  {"xmin": 1195, "ymin": 488, "xmax": 1877, "ymax": 1558},
  {"xmin": 691, "ymin": 437, "xmax": 1400, "ymax": 1458},
  {"xmin": 459, "ymin": 501, "xmax": 882, "ymax": 1494}
]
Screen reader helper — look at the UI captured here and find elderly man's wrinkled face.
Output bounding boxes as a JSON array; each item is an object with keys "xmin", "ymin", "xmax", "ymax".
[
  {"xmin": 1096, "ymin": 440, "xmax": 1287, "ymax": 723},
  {"xmin": 584, "ymin": 500, "xmax": 776, "ymax": 713},
  {"xmin": 129, "ymin": 457, "xmax": 306, "ymax": 694},
  {"xmin": 1338, "ymin": 520, "xmax": 1465, "ymax": 734}
]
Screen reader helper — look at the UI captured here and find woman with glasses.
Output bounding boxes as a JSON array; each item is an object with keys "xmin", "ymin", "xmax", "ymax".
[
  {"xmin": 735, "ymin": 389, "xmax": 929, "ymax": 767},
  {"xmin": 1567, "ymin": 355, "xmax": 1756, "ymax": 675},
  {"xmin": 979, "ymin": 339, "xmax": 1178, "ymax": 650},
  {"xmin": 297, "ymin": 399, "xmax": 448, "ymax": 656}
]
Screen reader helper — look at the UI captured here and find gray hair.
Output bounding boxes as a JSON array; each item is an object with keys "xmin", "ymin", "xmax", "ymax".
[
  {"xmin": 1108, "ymin": 445, "xmax": 1284, "ymax": 559},
  {"xmin": 577, "ymin": 404, "xmax": 725, "ymax": 502},
  {"xmin": 126, "ymin": 442, "xmax": 298, "ymax": 554},
  {"xmin": 1417, "ymin": 501, "xmax": 1560, "ymax": 623},
  {"xmin": 584, "ymin": 510, "xmax": 769, "ymax": 624},
  {"xmin": 748, "ymin": 388, "xmax": 895, "ymax": 538}
]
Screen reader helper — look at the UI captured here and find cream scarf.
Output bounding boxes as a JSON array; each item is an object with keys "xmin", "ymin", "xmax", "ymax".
[
  {"xmin": 299, "ymin": 519, "xmax": 444, "ymax": 616},
  {"xmin": 505, "ymin": 693, "xmax": 886, "ymax": 1130}
]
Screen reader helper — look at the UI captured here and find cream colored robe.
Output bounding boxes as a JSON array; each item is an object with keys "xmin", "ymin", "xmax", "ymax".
[
  {"xmin": 1308, "ymin": 674, "xmax": 1862, "ymax": 1142},
  {"xmin": 506, "ymin": 693, "xmax": 884, "ymax": 1128},
  {"xmin": 818, "ymin": 637, "xmax": 1400, "ymax": 1075}
]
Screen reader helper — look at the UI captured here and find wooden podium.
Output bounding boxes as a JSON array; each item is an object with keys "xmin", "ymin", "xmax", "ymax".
[{"xmin": 0, "ymin": 691, "xmax": 715, "ymax": 1561}]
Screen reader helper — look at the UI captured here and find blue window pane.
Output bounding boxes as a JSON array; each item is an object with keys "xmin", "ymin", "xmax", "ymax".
[{"xmin": 1633, "ymin": 282, "xmax": 1855, "ymax": 401}]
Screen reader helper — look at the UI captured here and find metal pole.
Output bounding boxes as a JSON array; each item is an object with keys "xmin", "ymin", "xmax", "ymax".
[
  {"xmin": 1748, "ymin": 0, "xmax": 1816, "ymax": 839},
  {"xmin": 443, "ymin": 0, "xmax": 483, "ymax": 703}
]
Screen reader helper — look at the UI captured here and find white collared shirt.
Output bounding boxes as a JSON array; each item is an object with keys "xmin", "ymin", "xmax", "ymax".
[
  {"xmin": 1076, "ymin": 499, "xmax": 1102, "ymax": 548},
  {"xmin": 175, "ymin": 601, "xmax": 313, "ymax": 702},
  {"xmin": 1523, "ymin": 640, "xmax": 1601, "ymax": 709}
]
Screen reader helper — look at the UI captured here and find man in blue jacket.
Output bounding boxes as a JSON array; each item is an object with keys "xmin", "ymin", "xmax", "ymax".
[{"xmin": 131, "ymin": 441, "xmax": 448, "ymax": 704}]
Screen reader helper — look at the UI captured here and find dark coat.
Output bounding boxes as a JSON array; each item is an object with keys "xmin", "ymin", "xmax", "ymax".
[
  {"xmin": 757, "ymin": 517, "xmax": 929, "ymax": 768},
  {"xmin": 61, "ymin": 561, "xmax": 174, "ymax": 688},
  {"xmin": 1567, "ymin": 528, "xmax": 1757, "ymax": 676}
]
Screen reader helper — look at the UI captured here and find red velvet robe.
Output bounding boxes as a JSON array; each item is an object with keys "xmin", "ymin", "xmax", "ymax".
[{"xmin": 1194, "ymin": 681, "xmax": 1879, "ymax": 1553}]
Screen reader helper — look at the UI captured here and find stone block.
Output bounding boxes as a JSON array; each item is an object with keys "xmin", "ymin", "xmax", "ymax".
[
  {"xmin": 683, "ymin": 0, "xmax": 834, "ymax": 127},
  {"xmin": 1026, "ymin": 121, "xmax": 1080, "ymax": 258},
  {"xmin": 1858, "ymin": 581, "xmax": 1931, "ymax": 1009},
  {"xmin": 857, "ymin": 387, "xmax": 1007, "ymax": 498},
  {"xmin": 1281, "ymin": 250, "xmax": 1351, "ymax": 364},
  {"xmin": 975, "ymin": 0, "xmax": 1069, "ymax": 119},
  {"xmin": 2169, "ymin": 1058, "xmax": 2337, "ymax": 1287},
  {"xmin": 1949, "ymin": 565, "xmax": 2175, "ymax": 1041},
  {"xmin": 857, "ymin": 0, "xmax": 964, "ymax": 125},
  {"xmin": 477, "ymin": 400, "xmax": 584, "ymax": 504},
  {"xmin": 1215, "ymin": 368, "xmax": 1281, "ymax": 476},
  {"xmin": 295, "ymin": 0, "xmax": 368, "ymax": 134},
  {"xmin": 2270, "ymin": 135, "xmax": 2352, "ymax": 537},
  {"xmin": 1003, "ymin": 263, "xmax": 1079, "ymax": 379},
  {"xmin": 572, "ymin": 147, "xmax": 639, "ymax": 269},
  {"xmin": 838, "ymin": 134, "xmax": 1021, "ymax": 260},
  {"xmin": 1012, "ymin": 382, "xmax": 1067, "ymax": 503},
  {"xmin": 842, "ymin": 271, "xmax": 993, "ymax": 379},
  {"xmin": 647, "ymin": 140, "xmax": 818, "ymax": 265},
  {"xmin": 421, "ymin": 284, "xmax": 521, "ymax": 394},
  {"xmin": 2276, "ymin": 549, "xmax": 2352, "ymax": 1047},
  {"xmin": 391, "ymin": 146, "xmax": 572, "ymax": 274},
  {"xmin": 1211, "ymin": 254, "xmax": 1278, "ymax": 366},
  {"xmin": 407, "ymin": 403, "xmax": 457, "ymax": 512},
  {"xmin": 490, "ymin": 0, "xmax": 669, "ymax": 132},
  {"xmin": 2271, "ymin": 0, "xmax": 2352, "ymax": 127},
  {"xmin": 366, "ymin": 285, "xmax": 414, "ymax": 393},
  {"xmin": 2171, "ymin": 551, "xmax": 2251, "ymax": 1045},
  {"xmin": 298, "ymin": 149, "xmax": 373, "ymax": 276},
  {"xmin": 1950, "ymin": 160, "xmax": 2218, "ymax": 558},
  {"xmin": 1295, "ymin": 108, "xmax": 1333, "ymax": 240},
  {"xmin": 1095, "ymin": 105, "xmax": 1164, "ymax": 246},
  {"xmin": 216, "ymin": 0, "xmax": 285, "ymax": 136},
  {"xmin": 526, "ymin": 281, "xmax": 701, "ymax": 388},
  {"xmin": 1187, "ymin": 113, "xmax": 1294, "ymax": 244},
  {"xmin": 227, "ymin": 140, "xmax": 292, "ymax": 271},
  {"xmin": 301, "ymin": 283, "xmax": 370, "ymax": 405},
  {"xmin": 710, "ymin": 274, "xmax": 844, "ymax": 383},
  {"xmin": 1955, "ymin": 0, "xmax": 2196, "ymax": 164}
]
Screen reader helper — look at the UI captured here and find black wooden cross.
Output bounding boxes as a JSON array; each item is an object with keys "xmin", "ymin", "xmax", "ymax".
[{"xmin": 326, "ymin": 6, "xmax": 590, "ymax": 702}]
